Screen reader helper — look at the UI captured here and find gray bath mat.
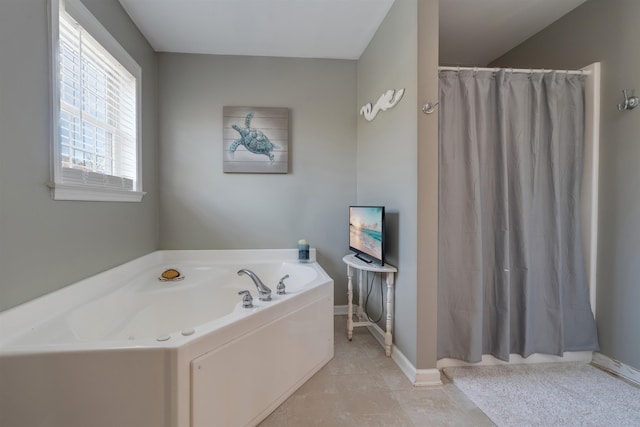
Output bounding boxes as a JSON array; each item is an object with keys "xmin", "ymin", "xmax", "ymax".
[{"xmin": 443, "ymin": 362, "xmax": 640, "ymax": 427}]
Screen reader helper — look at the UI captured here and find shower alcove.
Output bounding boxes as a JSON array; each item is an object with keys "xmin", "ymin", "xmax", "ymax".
[{"xmin": 437, "ymin": 62, "xmax": 601, "ymax": 367}]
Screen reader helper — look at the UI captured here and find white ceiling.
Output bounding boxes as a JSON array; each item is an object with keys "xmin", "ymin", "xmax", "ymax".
[
  {"xmin": 118, "ymin": 0, "xmax": 588, "ymax": 64},
  {"xmin": 117, "ymin": 0, "xmax": 395, "ymax": 60}
]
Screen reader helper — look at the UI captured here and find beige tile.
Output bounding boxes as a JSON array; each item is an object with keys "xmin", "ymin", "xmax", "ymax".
[
  {"xmin": 458, "ymin": 408, "xmax": 496, "ymax": 426},
  {"xmin": 258, "ymin": 402, "xmax": 288, "ymax": 427},
  {"xmin": 340, "ymin": 389, "xmax": 405, "ymax": 417},
  {"xmin": 393, "ymin": 387, "xmax": 495, "ymax": 427},
  {"xmin": 290, "ymin": 370, "xmax": 346, "ymax": 396},
  {"xmin": 367, "ymin": 349, "xmax": 401, "ymax": 370},
  {"xmin": 391, "ymin": 388, "xmax": 459, "ymax": 424},
  {"xmin": 324, "ymin": 352, "xmax": 372, "ymax": 376},
  {"xmin": 378, "ymin": 366, "xmax": 415, "ymax": 391},
  {"xmin": 285, "ymin": 393, "xmax": 352, "ymax": 426},
  {"xmin": 356, "ymin": 338, "xmax": 387, "ymax": 359},
  {"xmin": 344, "ymin": 412, "xmax": 416, "ymax": 427},
  {"xmin": 442, "ymin": 383, "xmax": 481, "ymax": 411}
]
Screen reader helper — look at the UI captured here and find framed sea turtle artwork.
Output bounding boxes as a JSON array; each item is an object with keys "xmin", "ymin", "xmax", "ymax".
[{"xmin": 223, "ymin": 106, "xmax": 289, "ymax": 173}]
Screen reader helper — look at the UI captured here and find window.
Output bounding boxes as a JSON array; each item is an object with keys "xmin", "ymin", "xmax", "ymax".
[{"xmin": 49, "ymin": 0, "xmax": 143, "ymax": 201}]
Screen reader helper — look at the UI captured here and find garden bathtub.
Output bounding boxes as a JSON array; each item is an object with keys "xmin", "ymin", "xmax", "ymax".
[{"xmin": 0, "ymin": 249, "xmax": 334, "ymax": 427}]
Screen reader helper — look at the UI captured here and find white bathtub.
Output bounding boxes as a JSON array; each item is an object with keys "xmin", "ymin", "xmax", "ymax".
[{"xmin": 0, "ymin": 249, "xmax": 334, "ymax": 427}]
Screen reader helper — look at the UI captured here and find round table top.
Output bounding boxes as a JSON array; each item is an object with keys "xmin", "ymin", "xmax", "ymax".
[{"xmin": 342, "ymin": 254, "xmax": 397, "ymax": 273}]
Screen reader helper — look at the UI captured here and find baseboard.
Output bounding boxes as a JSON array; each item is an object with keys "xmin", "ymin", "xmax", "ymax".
[
  {"xmin": 437, "ymin": 351, "xmax": 593, "ymax": 369},
  {"xmin": 366, "ymin": 321, "xmax": 441, "ymax": 386},
  {"xmin": 334, "ymin": 308, "xmax": 442, "ymax": 387},
  {"xmin": 591, "ymin": 352, "xmax": 640, "ymax": 386}
]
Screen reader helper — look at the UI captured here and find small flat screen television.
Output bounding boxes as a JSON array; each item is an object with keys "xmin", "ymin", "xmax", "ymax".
[{"xmin": 349, "ymin": 206, "xmax": 385, "ymax": 266}]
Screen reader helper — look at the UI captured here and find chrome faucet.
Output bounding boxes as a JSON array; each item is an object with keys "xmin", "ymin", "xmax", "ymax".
[
  {"xmin": 237, "ymin": 269, "xmax": 272, "ymax": 301},
  {"xmin": 277, "ymin": 274, "xmax": 289, "ymax": 295},
  {"xmin": 238, "ymin": 290, "xmax": 254, "ymax": 308}
]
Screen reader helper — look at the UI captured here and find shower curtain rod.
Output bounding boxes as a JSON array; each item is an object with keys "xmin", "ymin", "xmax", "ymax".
[{"xmin": 439, "ymin": 66, "xmax": 591, "ymax": 76}]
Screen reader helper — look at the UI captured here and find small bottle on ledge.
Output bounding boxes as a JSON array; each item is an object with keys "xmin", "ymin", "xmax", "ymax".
[{"xmin": 298, "ymin": 239, "xmax": 310, "ymax": 263}]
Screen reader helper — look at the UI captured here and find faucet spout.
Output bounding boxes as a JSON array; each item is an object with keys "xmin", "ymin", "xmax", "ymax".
[{"xmin": 237, "ymin": 269, "xmax": 272, "ymax": 301}]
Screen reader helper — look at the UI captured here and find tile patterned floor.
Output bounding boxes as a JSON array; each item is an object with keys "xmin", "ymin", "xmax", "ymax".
[{"xmin": 259, "ymin": 316, "xmax": 495, "ymax": 426}]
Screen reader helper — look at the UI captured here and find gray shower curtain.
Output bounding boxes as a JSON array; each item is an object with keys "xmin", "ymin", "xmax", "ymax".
[{"xmin": 437, "ymin": 69, "xmax": 599, "ymax": 362}]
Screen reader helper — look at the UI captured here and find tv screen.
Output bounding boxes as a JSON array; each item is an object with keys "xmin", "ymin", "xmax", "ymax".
[{"xmin": 349, "ymin": 206, "xmax": 385, "ymax": 265}]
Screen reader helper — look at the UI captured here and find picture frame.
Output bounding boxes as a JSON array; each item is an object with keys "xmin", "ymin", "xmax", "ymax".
[{"xmin": 223, "ymin": 106, "xmax": 289, "ymax": 173}]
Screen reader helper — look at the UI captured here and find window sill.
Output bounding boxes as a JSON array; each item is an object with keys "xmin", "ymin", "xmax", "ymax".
[{"xmin": 48, "ymin": 182, "xmax": 145, "ymax": 202}]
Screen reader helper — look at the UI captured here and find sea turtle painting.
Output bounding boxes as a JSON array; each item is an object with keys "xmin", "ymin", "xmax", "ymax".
[{"xmin": 229, "ymin": 112, "xmax": 276, "ymax": 162}]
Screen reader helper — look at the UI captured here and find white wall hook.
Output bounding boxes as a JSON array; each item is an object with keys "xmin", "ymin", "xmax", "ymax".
[{"xmin": 360, "ymin": 88, "xmax": 405, "ymax": 121}]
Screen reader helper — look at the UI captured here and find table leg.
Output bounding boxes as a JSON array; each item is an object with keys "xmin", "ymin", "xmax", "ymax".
[
  {"xmin": 347, "ymin": 264, "xmax": 354, "ymax": 341},
  {"xmin": 385, "ymin": 271, "xmax": 395, "ymax": 357},
  {"xmin": 357, "ymin": 269, "xmax": 364, "ymax": 320}
]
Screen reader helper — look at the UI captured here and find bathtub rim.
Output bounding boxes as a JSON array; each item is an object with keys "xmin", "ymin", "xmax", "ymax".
[{"xmin": 0, "ymin": 248, "xmax": 322, "ymax": 354}]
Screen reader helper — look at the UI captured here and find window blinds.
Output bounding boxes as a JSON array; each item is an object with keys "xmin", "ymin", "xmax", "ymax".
[{"xmin": 57, "ymin": 9, "xmax": 137, "ymax": 192}]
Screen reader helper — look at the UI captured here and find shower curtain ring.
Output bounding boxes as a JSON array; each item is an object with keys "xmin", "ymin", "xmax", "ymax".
[{"xmin": 422, "ymin": 102, "xmax": 439, "ymax": 115}]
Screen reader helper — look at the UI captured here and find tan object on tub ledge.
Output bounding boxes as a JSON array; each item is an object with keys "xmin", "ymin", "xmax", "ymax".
[{"xmin": 159, "ymin": 268, "xmax": 183, "ymax": 281}]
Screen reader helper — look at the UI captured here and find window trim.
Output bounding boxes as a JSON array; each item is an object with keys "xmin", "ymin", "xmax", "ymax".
[{"xmin": 49, "ymin": 0, "xmax": 144, "ymax": 202}]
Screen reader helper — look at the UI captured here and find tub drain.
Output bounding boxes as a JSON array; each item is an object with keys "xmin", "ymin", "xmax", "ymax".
[{"xmin": 158, "ymin": 268, "xmax": 184, "ymax": 282}]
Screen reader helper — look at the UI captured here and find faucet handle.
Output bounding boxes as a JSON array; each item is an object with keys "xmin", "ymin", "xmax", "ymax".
[
  {"xmin": 238, "ymin": 290, "xmax": 254, "ymax": 308},
  {"xmin": 277, "ymin": 274, "xmax": 289, "ymax": 295}
]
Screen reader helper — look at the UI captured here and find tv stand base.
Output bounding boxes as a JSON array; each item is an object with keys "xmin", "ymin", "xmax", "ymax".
[
  {"xmin": 342, "ymin": 254, "xmax": 397, "ymax": 356},
  {"xmin": 354, "ymin": 253, "xmax": 373, "ymax": 264}
]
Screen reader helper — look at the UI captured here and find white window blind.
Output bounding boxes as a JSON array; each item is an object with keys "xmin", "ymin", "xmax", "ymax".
[{"xmin": 50, "ymin": 0, "xmax": 143, "ymax": 201}]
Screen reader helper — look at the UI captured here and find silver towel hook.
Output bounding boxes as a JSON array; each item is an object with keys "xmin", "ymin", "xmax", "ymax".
[
  {"xmin": 422, "ymin": 102, "xmax": 439, "ymax": 115},
  {"xmin": 617, "ymin": 89, "xmax": 639, "ymax": 111}
]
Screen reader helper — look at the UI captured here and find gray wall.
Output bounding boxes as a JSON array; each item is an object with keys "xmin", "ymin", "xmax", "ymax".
[
  {"xmin": 157, "ymin": 54, "xmax": 357, "ymax": 303},
  {"xmin": 356, "ymin": 0, "xmax": 439, "ymax": 368},
  {"xmin": 0, "ymin": 0, "xmax": 159, "ymax": 312},
  {"xmin": 491, "ymin": 0, "xmax": 640, "ymax": 370}
]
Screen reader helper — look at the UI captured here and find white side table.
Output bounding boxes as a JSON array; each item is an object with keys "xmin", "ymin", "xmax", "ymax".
[{"xmin": 342, "ymin": 254, "xmax": 397, "ymax": 356}]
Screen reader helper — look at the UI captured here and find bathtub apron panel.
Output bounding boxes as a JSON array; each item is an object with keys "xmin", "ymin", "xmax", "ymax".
[{"xmin": 191, "ymin": 296, "xmax": 333, "ymax": 426}]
